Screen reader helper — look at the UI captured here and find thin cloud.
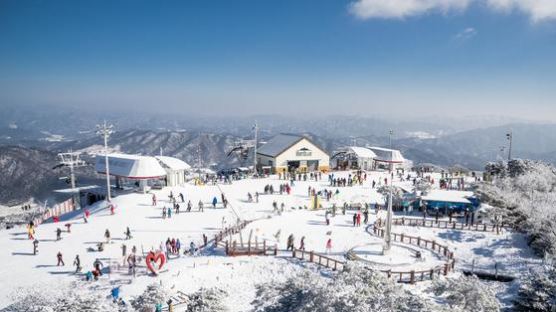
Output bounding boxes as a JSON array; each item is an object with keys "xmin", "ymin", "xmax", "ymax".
[
  {"xmin": 349, "ymin": 0, "xmax": 556, "ymax": 22},
  {"xmin": 454, "ymin": 27, "xmax": 478, "ymax": 42}
]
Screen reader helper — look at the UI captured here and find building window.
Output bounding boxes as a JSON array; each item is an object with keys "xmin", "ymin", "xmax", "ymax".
[{"xmin": 296, "ymin": 148, "xmax": 312, "ymax": 157}]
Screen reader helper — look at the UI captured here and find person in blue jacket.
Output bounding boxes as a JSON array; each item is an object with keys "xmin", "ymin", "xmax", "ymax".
[
  {"xmin": 212, "ymin": 197, "xmax": 217, "ymax": 208},
  {"xmin": 111, "ymin": 286, "xmax": 120, "ymax": 302}
]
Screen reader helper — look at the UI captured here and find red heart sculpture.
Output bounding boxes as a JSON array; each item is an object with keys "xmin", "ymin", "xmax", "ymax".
[{"xmin": 146, "ymin": 251, "xmax": 166, "ymax": 275}]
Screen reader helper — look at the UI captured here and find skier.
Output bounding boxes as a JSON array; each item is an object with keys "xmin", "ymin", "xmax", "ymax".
[
  {"xmin": 179, "ymin": 193, "xmax": 184, "ymax": 203},
  {"xmin": 325, "ymin": 238, "xmax": 332, "ymax": 255},
  {"xmin": 65, "ymin": 223, "xmax": 72, "ymax": 233},
  {"xmin": 363, "ymin": 209, "xmax": 369, "ymax": 224},
  {"xmin": 125, "ymin": 227, "xmax": 132, "ymax": 240},
  {"xmin": 152, "ymin": 194, "xmax": 157, "ymax": 206},
  {"xmin": 56, "ymin": 227, "xmax": 62, "ymax": 241},
  {"xmin": 187, "ymin": 200, "xmax": 192, "ymax": 212},
  {"xmin": 162, "ymin": 207, "xmax": 167, "ymax": 219},
  {"xmin": 352, "ymin": 213, "xmax": 357, "ymax": 227},
  {"xmin": 212, "ymin": 196, "xmax": 217, "ymax": 209},
  {"xmin": 356, "ymin": 211, "xmax": 361, "ymax": 227},
  {"xmin": 198, "ymin": 200, "xmax": 204, "ymax": 212},
  {"xmin": 110, "ymin": 204, "xmax": 115, "ymax": 215},
  {"xmin": 33, "ymin": 239, "xmax": 39, "ymax": 255},
  {"xmin": 325, "ymin": 211, "xmax": 330, "ymax": 226},
  {"xmin": 104, "ymin": 229, "xmax": 111, "ymax": 243},
  {"xmin": 167, "ymin": 207, "xmax": 172, "ymax": 218},
  {"xmin": 73, "ymin": 255, "xmax": 82, "ymax": 273},
  {"xmin": 121, "ymin": 244, "xmax": 127, "ymax": 257},
  {"xmin": 57, "ymin": 251, "xmax": 65, "ymax": 266}
]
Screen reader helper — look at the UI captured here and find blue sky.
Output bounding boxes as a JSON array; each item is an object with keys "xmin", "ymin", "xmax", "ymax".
[{"xmin": 0, "ymin": 0, "xmax": 555, "ymax": 119}]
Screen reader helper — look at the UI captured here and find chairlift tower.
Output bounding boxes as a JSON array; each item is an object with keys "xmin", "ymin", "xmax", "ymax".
[
  {"xmin": 57, "ymin": 151, "xmax": 86, "ymax": 189},
  {"xmin": 96, "ymin": 121, "xmax": 114, "ymax": 201}
]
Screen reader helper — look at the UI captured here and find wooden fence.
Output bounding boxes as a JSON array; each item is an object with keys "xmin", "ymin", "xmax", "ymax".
[
  {"xmin": 291, "ymin": 249, "xmax": 345, "ymax": 271},
  {"xmin": 225, "ymin": 239, "xmax": 278, "ymax": 257},
  {"xmin": 391, "ymin": 217, "xmax": 501, "ymax": 233}
]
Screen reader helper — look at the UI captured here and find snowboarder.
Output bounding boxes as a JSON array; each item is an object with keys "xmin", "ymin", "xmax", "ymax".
[
  {"xmin": 33, "ymin": 239, "xmax": 39, "ymax": 255},
  {"xmin": 73, "ymin": 255, "xmax": 82, "ymax": 273},
  {"xmin": 104, "ymin": 229, "xmax": 111, "ymax": 243},
  {"xmin": 57, "ymin": 251, "xmax": 65, "ymax": 266},
  {"xmin": 56, "ymin": 227, "xmax": 62, "ymax": 241}
]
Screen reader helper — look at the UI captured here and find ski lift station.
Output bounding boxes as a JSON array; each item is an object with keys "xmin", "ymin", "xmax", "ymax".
[
  {"xmin": 95, "ymin": 153, "xmax": 191, "ymax": 191},
  {"xmin": 256, "ymin": 134, "xmax": 330, "ymax": 174}
]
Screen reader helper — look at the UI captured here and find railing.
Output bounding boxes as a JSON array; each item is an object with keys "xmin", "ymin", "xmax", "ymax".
[
  {"xmin": 391, "ymin": 217, "xmax": 501, "ymax": 233},
  {"xmin": 291, "ymin": 249, "xmax": 345, "ymax": 271},
  {"xmin": 225, "ymin": 239, "xmax": 277, "ymax": 257}
]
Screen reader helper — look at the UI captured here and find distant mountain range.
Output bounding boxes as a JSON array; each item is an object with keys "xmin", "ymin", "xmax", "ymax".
[{"xmin": 1, "ymin": 104, "xmax": 555, "ymax": 205}]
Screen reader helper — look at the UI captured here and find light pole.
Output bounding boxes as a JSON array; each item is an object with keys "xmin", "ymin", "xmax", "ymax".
[
  {"xmin": 389, "ymin": 130, "xmax": 393, "ymax": 149},
  {"xmin": 96, "ymin": 121, "xmax": 114, "ymax": 201},
  {"xmin": 253, "ymin": 122, "xmax": 258, "ymax": 176},
  {"xmin": 506, "ymin": 131, "xmax": 513, "ymax": 161},
  {"xmin": 384, "ymin": 129, "xmax": 394, "ymax": 254}
]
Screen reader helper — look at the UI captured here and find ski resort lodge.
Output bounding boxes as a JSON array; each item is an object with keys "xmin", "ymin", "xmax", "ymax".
[
  {"xmin": 95, "ymin": 153, "xmax": 190, "ymax": 190},
  {"xmin": 256, "ymin": 134, "xmax": 330, "ymax": 174}
]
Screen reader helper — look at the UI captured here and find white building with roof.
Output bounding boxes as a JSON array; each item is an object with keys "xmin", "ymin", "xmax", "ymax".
[
  {"xmin": 333, "ymin": 146, "xmax": 377, "ymax": 170},
  {"xmin": 155, "ymin": 156, "xmax": 191, "ymax": 187},
  {"xmin": 256, "ymin": 134, "xmax": 330, "ymax": 174},
  {"xmin": 368, "ymin": 146, "xmax": 407, "ymax": 171}
]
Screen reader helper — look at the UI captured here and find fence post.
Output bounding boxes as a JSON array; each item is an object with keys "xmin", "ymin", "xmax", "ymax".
[
  {"xmin": 293, "ymin": 249, "xmax": 296, "ymax": 259},
  {"xmin": 309, "ymin": 251, "xmax": 314, "ymax": 263},
  {"xmin": 274, "ymin": 244, "xmax": 277, "ymax": 256},
  {"xmin": 248, "ymin": 241, "xmax": 251, "ymax": 256},
  {"xmin": 417, "ymin": 236, "xmax": 421, "ymax": 246},
  {"xmin": 432, "ymin": 240, "xmax": 436, "ymax": 251},
  {"xmin": 225, "ymin": 241, "xmax": 229, "ymax": 256},
  {"xmin": 430, "ymin": 269, "xmax": 434, "ymax": 280},
  {"xmin": 444, "ymin": 263, "xmax": 449, "ymax": 275},
  {"xmin": 400, "ymin": 234, "xmax": 404, "ymax": 243},
  {"xmin": 410, "ymin": 271, "xmax": 415, "ymax": 284}
]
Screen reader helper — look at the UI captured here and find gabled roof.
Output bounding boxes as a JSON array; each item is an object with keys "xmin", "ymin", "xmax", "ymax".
[
  {"xmin": 95, "ymin": 153, "xmax": 167, "ymax": 179},
  {"xmin": 257, "ymin": 134, "xmax": 328, "ymax": 158},
  {"xmin": 155, "ymin": 156, "xmax": 191, "ymax": 171},
  {"xmin": 346, "ymin": 146, "xmax": 377, "ymax": 159},
  {"xmin": 368, "ymin": 146, "xmax": 405, "ymax": 163}
]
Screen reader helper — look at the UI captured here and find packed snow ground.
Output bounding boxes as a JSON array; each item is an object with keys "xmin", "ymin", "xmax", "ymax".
[{"xmin": 0, "ymin": 171, "xmax": 542, "ymax": 310}]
